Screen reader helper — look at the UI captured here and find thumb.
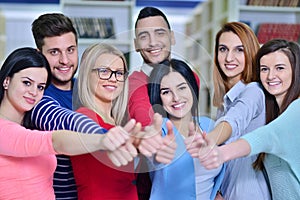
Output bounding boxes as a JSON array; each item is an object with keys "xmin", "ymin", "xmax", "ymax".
[
  {"xmin": 188, "ymin": 121, "xmax": 196, "ymax": 137},
  {"xmin": 153, "ymin": 113, "xmax": 163, "ymax": 131},
  {"xmin": 166, "ymin": 120, "xmax": 174, "ymax": 138},
  {"xmin": 123, "ymin": 119, "xmax": 136, "ymax": 133}
]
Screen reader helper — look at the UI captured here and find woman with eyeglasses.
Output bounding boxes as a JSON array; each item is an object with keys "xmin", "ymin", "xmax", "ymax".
[
  {"xmin": 69, "ymin": 43, "xmax": 139, "ymax": 200},
  {"xmin": 70, "ymin": 43, "xmax": 176, "ymax": 200}
]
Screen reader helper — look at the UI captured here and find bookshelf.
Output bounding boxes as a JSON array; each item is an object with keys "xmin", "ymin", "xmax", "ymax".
[
  {"xmin": 185, "ymin": 0, "xmax": 300, "ymax": 118},
  {"xmin": 60, "ymin": 0, "xmax": 135, "ymax": 63}
]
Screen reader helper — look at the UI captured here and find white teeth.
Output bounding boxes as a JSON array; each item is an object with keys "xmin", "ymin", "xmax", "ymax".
[
  {"xmin": 173, "ymin": 103, "xmax": 184, "ymax": 108},
  {"xmin": 58, "ymin": 67, "xmax": 70, "ymax": 71},
  {"xmin": 105, "ymin": 86, "xmax": 116, "ymax": 89},
  {"xmin": 225, "ymin": 64, "xmax": 236, "ymax": 69},
  {"xmin": 150, "ymin": 49, "xmax": 161, "ymax": 53},
  {"xmin": 268, "ymin": 82, "xmax": 280, "ymax": 86}
]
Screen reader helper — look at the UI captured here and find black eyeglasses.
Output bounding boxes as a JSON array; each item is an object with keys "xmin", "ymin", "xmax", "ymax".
[{"xmin": 92, "ymin": 67, "xmax": 128, "ymax": 82}]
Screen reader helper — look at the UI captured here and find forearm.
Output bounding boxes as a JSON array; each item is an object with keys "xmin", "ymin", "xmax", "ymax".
[
  {"xmin": 220, "ymin": 139, "xmax": 251, "ymax": 162},
  {"xmin": 52, "ymin": 130, "xmax": 105, "ymax": 155},
  {"xmin": 208, "ymin": 121, "xmax": 232, "ymax": 145}
]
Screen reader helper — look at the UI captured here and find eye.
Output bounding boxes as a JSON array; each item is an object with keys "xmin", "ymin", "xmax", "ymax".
[
  {"xmin": 116, "ymin": 71, "xmax": 125, "ymax": 77},
  {"xmin": 156, "ymin": 30, "xmax": 166, "ymax": 36},
  {"xmin": 260, "ymin": 66, "xmax": 269, "ymax": 72},
  {"xmin": 276, "ymin": 66, "xmax": 285, "ymax": 71},
  {"xmin": 178, "ymin": 86, "xmax": 187, "ymax": 90},
  {"xmin": 49, "ymin": 50, "xmax": 59, "ymax": 56},
  {"xmin": 67, "ymin": 47, "xmax": 76, "ymax": 54},
  {"xmin": 235, "ymin": 47, "xmax": 244, "ymax": 53},
  {"xmin": 138, "ymin": 33, "xmax": 148, "ymax": 41},
  {"xmin": 218, "ymin": 46, "xmax": 227, "ymax": 52},
  {"xmin": 161, "ymin": 89, "xmax": 170, "ymax": 95},
  {"xmin": 23, "ymin": 80, "xmax": 31, "ymax": 87},
  {"xmin": 98, "ymin": 68, "xmax": 110, "ymax": 75},
  {"xmin": 37, "ymin": 85, "xmax": 45, "ymax": 91}
]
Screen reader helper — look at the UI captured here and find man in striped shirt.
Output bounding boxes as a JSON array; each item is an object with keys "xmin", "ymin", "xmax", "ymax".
[{"xmin": 31, "ymin": 13, "xmax": 105, "ymax": 199}]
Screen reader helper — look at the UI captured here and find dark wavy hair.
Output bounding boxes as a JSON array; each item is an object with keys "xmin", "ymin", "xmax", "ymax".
[{"xmin": 0, "ymin": 47, "xmax": 51, "ymax": 127}]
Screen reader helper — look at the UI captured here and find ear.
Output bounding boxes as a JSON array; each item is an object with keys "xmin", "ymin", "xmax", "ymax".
[
  {"xmin": 3, "ymin": 77, "xmax": 10, "ymax": 89},
  {"xmin": 134, "ymin": 38, "xmax": 140, "ymax": 52}
]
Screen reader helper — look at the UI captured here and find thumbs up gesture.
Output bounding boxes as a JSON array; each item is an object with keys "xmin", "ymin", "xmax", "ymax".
[
  {"xmin": 184, "ymin": 122, "xmax": 207, "ymax": 158},
  {"xmin": 155, "ymin": 120, "xmax": 177, "ymax": 164}
]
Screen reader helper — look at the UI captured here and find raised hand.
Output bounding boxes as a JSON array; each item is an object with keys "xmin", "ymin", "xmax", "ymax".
[
  {"xmin": 184, "ymin": 122, "xmax": 207, "ymax": 158},
  {"xmin": 198, "ymin": 133, "xmax": 224, "ymax": 170},
  {"xmin": 138, "ymin": 113, "xmax": 164, "ymax": 157},
  {"xmin": 101, "ymin": 119, "xmax": 136, "ymax": 151},
  {"xmin": 104, "ymin": 119, "xmax": 141, "ymax": 167},
  {"xmin": 155, "ymin": 120, "xmax": 177, "ymax": 164}
]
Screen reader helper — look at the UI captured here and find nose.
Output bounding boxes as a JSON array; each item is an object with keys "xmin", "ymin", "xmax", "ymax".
[
  {"xmin": 225, "ymin": 50, "xmax": 234, "ymax": 62},
  {"xmin": 267, "ymin": 69, "xmax": 276, "ymax": 80},
  {"xmin": 148, "ymin": 33, "xmax": 158, "ymax": 46},
  {"xmin": 108, "ymin": 72, "xmax": 117, "ymax": 82},
  {"xmin": 59, "ymin": 51, "xmax": 69, "ymax": 64},
  {"xmin": 172, "ymin": 91, "xmax": 179, "ymax": 102},
  {"xmin": 29, "ymin": 86, "xmax": 38, "ymax": 96}
]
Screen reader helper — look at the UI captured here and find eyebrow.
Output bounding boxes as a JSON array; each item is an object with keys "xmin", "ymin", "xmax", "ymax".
[
  {"xmin": 21, "ymin": 76, "xmax": 46, "ymax": 85},
  {"xmin": 137, "ymin": 28, "xmax": 167, "ymax": 37},
  {"xmin": 160, "ymin": 82, "xmax": 187, "ymax": 91}
]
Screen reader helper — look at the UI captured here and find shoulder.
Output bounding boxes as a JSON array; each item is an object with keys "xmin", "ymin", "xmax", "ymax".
[
  {"xmin": 129, "ymin": 71, "xmax": 147, "ymax": 83},
  {"xmin": 198, "ymin": 116, "xmax": 215, "ymax": 132}
]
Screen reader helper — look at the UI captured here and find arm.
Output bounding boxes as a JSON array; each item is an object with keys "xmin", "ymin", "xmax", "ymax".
[
  {"xmin": 52, "ymin": 119, "xmax": 138, "ymax": 155},
  {"xmin": 31, "ymin": 95, "xmax": 105, "ymax": 133}
]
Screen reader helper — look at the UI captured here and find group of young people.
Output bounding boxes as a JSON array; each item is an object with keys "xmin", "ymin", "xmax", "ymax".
[{"xmin": 0, "ymin": 5, "xmax": 299, "ymax": 200}]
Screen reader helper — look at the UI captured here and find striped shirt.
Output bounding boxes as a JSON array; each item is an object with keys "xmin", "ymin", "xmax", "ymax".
[{"xmin": 31, "ymin": 84, "xmax": 105, "ymax": 200}]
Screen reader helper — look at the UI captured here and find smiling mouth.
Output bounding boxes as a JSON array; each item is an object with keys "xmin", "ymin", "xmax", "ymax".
[
  {"xmin": 172, "ymin": 102, "xmax": 185, "ymax": 109},
  {"xmin": 225, "ymin": 64, "xmax": 237, "ymax": 69}
]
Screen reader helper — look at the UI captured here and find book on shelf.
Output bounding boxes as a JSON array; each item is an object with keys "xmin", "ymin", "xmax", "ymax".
[
  {"xmin": 247, "ymin": 0, "xmax": 299, "ymax": 7},
  {"xmin": 257, "ymin": 23, "xmax": 300, "ymax": 44},
  {"xmin": 71, "ymin": 17, "xmax": 116, "ymax": 39}
]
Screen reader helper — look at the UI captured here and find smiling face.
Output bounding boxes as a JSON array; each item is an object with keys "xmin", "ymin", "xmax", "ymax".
[
  {"xmin": 134, "ymin": 16, "xmax": 175, "ymax": 64},
  {"xmin": 90, "ymin": 53, "xmax": 125, "ymax": 104},
  {"xmin": 259, "ymin": 50, "xmax": 292, "ymax": 107},
  {"xmin": 3, "ymin": 67, "xmax": 48, "ymax": 115},
  {"xmin": 41, "ymin": 32, "xmax": 78, "ymax": 90},
  {"xmin": 160, "ymin": 71, "xmax": 193, "ymax": 120},
  {"xmin": 217, "ymin": 31, "xmax": 245, "ymax": 87}
]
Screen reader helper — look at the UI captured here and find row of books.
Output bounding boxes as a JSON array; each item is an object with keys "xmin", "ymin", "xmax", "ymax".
[
  {"xmin": 71, "ymin": 17, "xmax": 115, "ymax": 39},
  {"xmin": 247, "ymin": 0, "xmax": 300, "ymax": 7},
  {"xmin": 256, "ymin": 23, "xmax": 300, "ymax": 44}
]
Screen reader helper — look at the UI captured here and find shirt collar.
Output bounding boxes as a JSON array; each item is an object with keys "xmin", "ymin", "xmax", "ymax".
[
  {"xmin": 224, "ymin": 80, "xmax": 246, "ymax": 104},
  {"xmin": 141, "ymin": 63, "xmax": 154, "ymax": 77}
]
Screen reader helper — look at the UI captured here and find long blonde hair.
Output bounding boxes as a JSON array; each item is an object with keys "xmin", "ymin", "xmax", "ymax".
[
  {"xmin": 213, "ymin": 22, "xmax": 260, "ymax": 108},
  {"xmin": 76, "ymin": 43, "xmax": 129, "ymax": 125}
]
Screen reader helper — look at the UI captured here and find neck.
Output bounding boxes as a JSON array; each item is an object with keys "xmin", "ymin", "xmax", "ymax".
[
  {"xmin": 0, "ymin": 108, "xmax": 23, "ymax": 124},
  {"xmin": 52, "ymin": 80, "xmax": 72, "ymax": 91},
  {"xmin": 95, "ymin": 100, "xmax": 115, "ymax": 124},
  {"xmin": 170, "ymin": 114, "xmax": 193, "ymax": 138}
]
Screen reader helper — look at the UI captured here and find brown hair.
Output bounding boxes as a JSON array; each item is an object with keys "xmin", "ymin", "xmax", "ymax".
[{"xmin": 213, "ymin": 22, "xmax": 260, "ymax": 108}]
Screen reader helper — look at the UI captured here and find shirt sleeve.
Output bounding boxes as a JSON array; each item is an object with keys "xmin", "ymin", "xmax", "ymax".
[
  {"xmin": 242, "ymin": 99, "xmax": 300, "ymax": 163},
  {"xmin": 128, "ymin": 73, "xmax": 154, "ymax": 127},
  {"xmin": 216, "ymin": 84, "xmax": 265, "ymax": 138},
  {"xmin": 31, "ymin": 95, "xmax": 105, "ymax": 134},
  {"xmin": 0, "ymin": 120, "xmax": 55, "ymax": 157}
]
